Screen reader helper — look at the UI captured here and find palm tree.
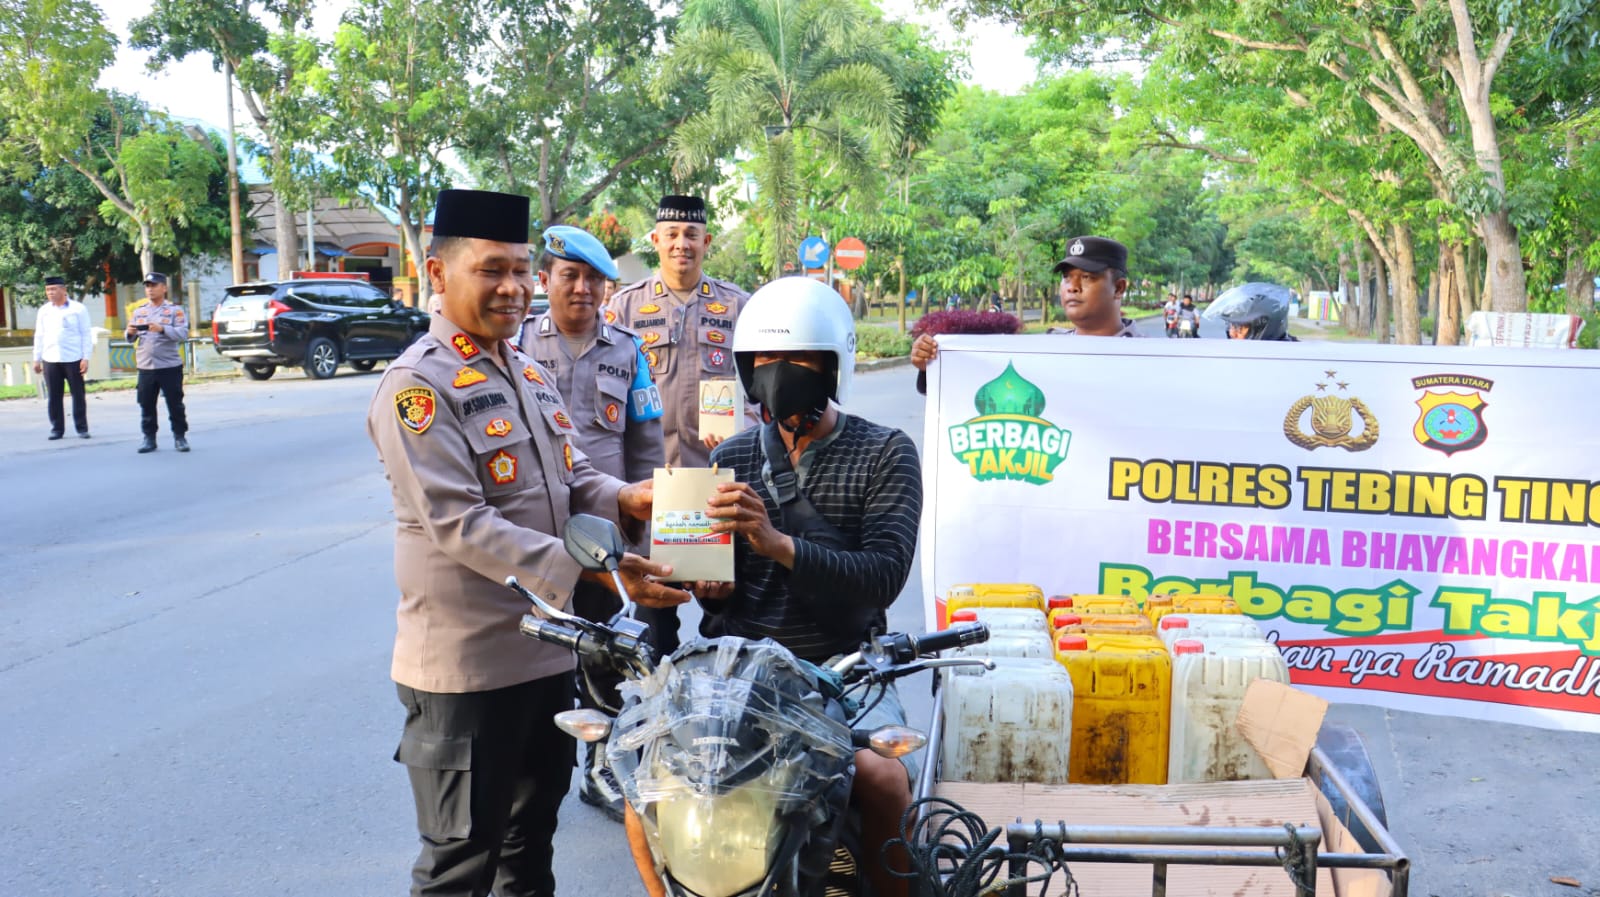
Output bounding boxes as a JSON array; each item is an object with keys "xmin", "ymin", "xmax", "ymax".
[{"xmin": 657, "ymin": 0, "xmax": 903, "ymax": 277}]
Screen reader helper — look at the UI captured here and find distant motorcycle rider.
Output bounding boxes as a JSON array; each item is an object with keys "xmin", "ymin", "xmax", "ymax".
[
  {"xmin": 1210, "ymin": 283, "xmax": 1299, "ymax": 341},
  {"xmin": 1176, "ymin": 295, "xmax": 1200, "ymax": 338}
]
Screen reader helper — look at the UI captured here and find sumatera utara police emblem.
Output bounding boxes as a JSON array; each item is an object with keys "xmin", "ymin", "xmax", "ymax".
[
  {"xmin": 394, "ymin": 387, "xmax": 436, "ymax": 435},
  {"xmin": 1412, "ymin": 374, "xmax": 1491, "ymax": 455},
  {"xmin": 946, "ymin": 363, "xmax": 1071, "ymax": 485}
]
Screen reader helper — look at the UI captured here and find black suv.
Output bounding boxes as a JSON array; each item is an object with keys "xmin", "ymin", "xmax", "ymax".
[{"xmin": 211, "ymin": 279, "xmax": 430, "ymax": 380}]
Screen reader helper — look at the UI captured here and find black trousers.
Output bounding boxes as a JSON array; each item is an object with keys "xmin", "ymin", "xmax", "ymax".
[
  {"xmin": 43, "ymin": 361, "xmax": 87, "ymax": 434},
  {"xmin": 634, "ymin": 604, "xmax": 681, "ymax": 657},
  {"xmin": 136, "ymin": 366, "xmax": 187, "ymax": 436},
  {"xmin": 395, "ymin": 673, "xmax": 576, "ymax": 897}
]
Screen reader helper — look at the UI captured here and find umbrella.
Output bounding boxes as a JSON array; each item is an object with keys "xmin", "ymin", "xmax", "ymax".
[{"xmin": 1203, "ymin": 282, "xmax": 1294, "ymax": 321}]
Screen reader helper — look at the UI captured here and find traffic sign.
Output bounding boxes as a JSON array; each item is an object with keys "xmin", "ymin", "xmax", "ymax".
[
  {"xmin": 834, "ymin": 236, "xmax": 867, "ymax": 271},
  {"xmin": 799, "ymin": 236, "xmax": 829, "ymax": 268}
]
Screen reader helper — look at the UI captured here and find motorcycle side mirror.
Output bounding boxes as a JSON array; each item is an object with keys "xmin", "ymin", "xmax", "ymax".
[
  {"xmin": 554, "ymin": 709, "xmax": 614, "ymax": 743},
  {"xmin": 564, "ymin": 514, "xmax": 625, "ymax": 573}
]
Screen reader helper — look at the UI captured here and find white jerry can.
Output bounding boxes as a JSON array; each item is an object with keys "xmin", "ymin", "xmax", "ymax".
[
  {"xmin": 1157, "ymin": 613, "xmax": 1266, "ymax": 651},
  {"xmin": 1167, "ymin": 638, "xmax": 1291, "ymax": 783},
  {"xmin": 938, "ymin": 658, "xmax": 1074, "ymax": 784}
]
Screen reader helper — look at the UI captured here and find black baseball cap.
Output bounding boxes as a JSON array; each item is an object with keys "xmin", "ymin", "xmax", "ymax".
[
  {"xmin": 1052, "ymin": 236, "xmax": 1128, "ymax": 275},
  {"xmin": 143, "ymin": 271, "xmax": 168, "ymax": 284}
]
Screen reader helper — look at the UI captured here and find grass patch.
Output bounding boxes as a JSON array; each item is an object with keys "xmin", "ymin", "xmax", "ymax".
[
  {"xmin": 0, "ymin": 370, "xmax": 239, "ymax": 401},
  {"xmin": 855, "ymin": 323, "xmax": 913, "ymax": 358}
]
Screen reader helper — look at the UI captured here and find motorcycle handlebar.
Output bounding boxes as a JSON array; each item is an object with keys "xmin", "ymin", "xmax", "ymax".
[
  {"xmin": 519, "ymin": 616, "xmax": 583, "ymax": 653},
  {"xmin": 908, "ymin": 622, "xmax": 989, "ymax": 656}
]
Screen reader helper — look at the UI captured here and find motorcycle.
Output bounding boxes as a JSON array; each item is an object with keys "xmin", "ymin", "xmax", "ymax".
[
  {"xmin": 509, "ymin": 514, "xmax": 994, "ymax": 897},
  {"xmin": 1163, "ymin": 307, "xmax": 1179, "ymax": 337},
  {"xmin": 1176, "ymin": 312, "xmax": 1199, "ymax": 338}
]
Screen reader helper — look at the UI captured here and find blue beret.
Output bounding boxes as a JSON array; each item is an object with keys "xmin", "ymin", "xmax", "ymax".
[{"xmin": 542, "ymin": 225, "xmax": 618, "ymax": 281}]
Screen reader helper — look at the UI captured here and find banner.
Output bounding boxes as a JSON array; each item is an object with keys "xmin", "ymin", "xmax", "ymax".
[{"xmin": 921, "ymin": 335, "xmax": 1600, "ymax": 732}]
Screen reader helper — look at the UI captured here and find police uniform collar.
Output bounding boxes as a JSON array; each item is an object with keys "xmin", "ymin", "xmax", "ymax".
[
  {"xmin": 535, "ymin": 309, "xmax": 609, "ymax": 343},
  {"xmin": 656, "ymin": 273, "xmax": 712, "ymax": 303}
]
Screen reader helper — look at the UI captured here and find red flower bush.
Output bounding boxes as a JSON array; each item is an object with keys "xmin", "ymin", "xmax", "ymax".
[{"xmin": 911, "ymin": 309, "xmax": 1022, "ymax": 338}]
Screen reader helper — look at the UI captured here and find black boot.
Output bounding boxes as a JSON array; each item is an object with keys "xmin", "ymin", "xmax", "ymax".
[
  {"xmin": 578, "ymin": 742, "xmax": 626, "ymax": 823},
  {"xmin": 137, "ymin": 435, "xmax": 157, "ymax": 453},
  {"xmin": 174, "ymin": 434, "xmax": 190, "ymax": 453}
]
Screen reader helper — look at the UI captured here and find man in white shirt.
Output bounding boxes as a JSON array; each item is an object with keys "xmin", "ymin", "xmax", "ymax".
[{"xmin": 31, "ymin": 276, "xmax": 93, "ymax": 439}]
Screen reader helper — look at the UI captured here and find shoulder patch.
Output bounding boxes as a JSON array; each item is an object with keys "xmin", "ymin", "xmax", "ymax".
[
  {"xmin": 451, "ymin": 333, "xmax": 480, "ymax": 360},
  {"xmin": 395, "ymin": 387, "xmax": 437, "ymax": 435},
  {"xmin": 603, "ymin": 308, "xmax": 617, "ymax": 324},
  {"xmin": 452, "ymin": 367, "xmax": 488, "ymax": 388}
]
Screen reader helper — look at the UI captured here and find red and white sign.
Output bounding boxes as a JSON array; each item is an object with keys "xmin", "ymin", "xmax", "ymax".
[{"xmin": 834, "ymin": 237, "xmax": 867, "ymax": 271}]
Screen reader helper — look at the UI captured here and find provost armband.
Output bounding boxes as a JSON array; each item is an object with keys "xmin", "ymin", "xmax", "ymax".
[{"xmin": 628, "ymin": 339, "xmax": 664, "ymax": 423}]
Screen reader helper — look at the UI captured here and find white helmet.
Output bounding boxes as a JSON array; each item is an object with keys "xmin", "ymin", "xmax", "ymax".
[{"xmin": 733, "ymin": 277, "xmax": 857, "ymax": 403}]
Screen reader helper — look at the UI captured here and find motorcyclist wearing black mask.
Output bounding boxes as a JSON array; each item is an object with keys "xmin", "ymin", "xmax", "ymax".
[{"xmin": 645, "ymin": 276, "xmax": 923, "ymax": 897}]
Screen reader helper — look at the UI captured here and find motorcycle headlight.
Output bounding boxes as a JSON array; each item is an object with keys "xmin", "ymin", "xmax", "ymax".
[{"xmin": 655, "ymin": 777, "xmax": 783, "ymax": 897}]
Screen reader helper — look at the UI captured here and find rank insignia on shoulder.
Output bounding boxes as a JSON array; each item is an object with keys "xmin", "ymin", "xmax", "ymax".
[
  {"xmin": 452, "ymin": 367, "xmax": 487, "ymax": 388},
  {"xmin": 604, "ymin": 402, "xmax": 619, "ymax": 423},
  {"xmin": 523, "ymin": 366, "xmax": 545, "ymax": 385},
  {"xmin": 451, "ymin": 333, "xmax": 480, "ymax": 360},
  {"xmin": 485, "ymin": 418, "xmax": 513, "ymax": 437},
  {"xmin": 700, "ymin": 282, "xmax": 712, "ymax": 296},
  {"xmin": 639, "ymin": 303, "xmax": 661, "ymax": 314},
  {"xmin": 706, "ymin": 302, "xmax": 728, "ymax": 314},
  {"xmin": 488, "ymin": 450, "xmax": 518, "ymax": 485},
  {"xmin": 706, "ymin": 330, "xmax": 726, "ymax": 344},
  {"xmin": 563, "ymin": 442, "xmax": 574, "ymax": 472},
  {"xmin": 603, "ymin": 309, "xmax": 617, "ymax": 324},
  {"xmin": 653, "ymin": 282, "xmax": 665, "ymax": 296},
  {"xmin": 395, "ymin": 387, "xmax": 437, "ymax": 435},
  {"xmin": 553, "ymin": 411, "xmax": 574, "ymax": 429}
]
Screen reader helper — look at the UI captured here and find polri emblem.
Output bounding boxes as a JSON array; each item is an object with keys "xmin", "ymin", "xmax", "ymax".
[
  {"xmin": 1411, "ymin": 374, "xmax": 1492, "ymax": 455},
  {"xmin": 451, "ymin": 333, "xmax": 479, "ymax": 360},
  {"xmin": 706, "ymin": 302, "xmax": 728, "ymax": 314},
  {"xmin": 604, "ymin": 402, "xmax": 619, "ymax": 423},
  {"xmin": 554, "ymin": 411, "xmax": 574, "ymax": 429},
  {"xmin": 707, "ymin": 330, "xmax": 726, "ymax": 344},
  {"xmin": 395, "ymin": 387, "xmax": 436, "ymax": 435},
  {"xmin": 488, "ymin": 450, "xmax": 518, "ymax": 484},
  {"xmin": 485, "ymin": 418, "xmax": 513, "ymax": 437},
  {"xmin": 523, "ymin": 366, "xmax": 545, "ymax": 385},
  {"xmin": 452, "ymin": 367, "xmax": 487, "ymax": 388},
  {"xmin": 643, "ymin": 332, "xmax": 662, "ymax": 345},
  {"xmin": 603, "ymin": 309, "xmax": 617, "ymax": 324}
]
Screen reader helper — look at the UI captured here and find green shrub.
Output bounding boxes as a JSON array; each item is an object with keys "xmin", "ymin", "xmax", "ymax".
[
  {"xmin": 855, "ymin": 324, "xmax": 912, "ymax": 358},
  {"xmin": 1419, "ymin": 316, "xmax": 1435, "ymax": 338},
  {"xmin": 1579, "ymin": 310, "xmax": 1599, "ymax": 350}
]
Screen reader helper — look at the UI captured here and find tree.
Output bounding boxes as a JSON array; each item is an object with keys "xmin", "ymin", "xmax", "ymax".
[
  {"xmin": 658, "ymin": 0, "xmax": 905, "ymax": 277},
  {"xmin": 308, "ymin": 0, "xmax": 470, "ymax": 301},
  {"xmin": 955, "ymin": 0, "xmax": 1542, "ymax": 311},
  {"xmin": 131, "ymin": 0, "xmax": 322, "ymax": 279},
  {"xmin": 0, "ymin": 1, "xmax": 223, "ymax": 275},
  {"xmin": 459, "ymin": 0, "xmax": 705, "ymax": 228}
]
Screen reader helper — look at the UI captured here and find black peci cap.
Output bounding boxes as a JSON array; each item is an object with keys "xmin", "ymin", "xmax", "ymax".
[
  {"xmin": 432, "ymin": 189, "xmax": 531, "ymax": 244},
  {"xmin": 44, "ymin": 276, "xmax": 65, "ymax": 286},
  {"xmin": 656, "ymin": 195, "xmax": 707, "ymax": 224},
  {"xmin": 1052, "ymin": 236, "xmax": 1128, "ymax": 275}
]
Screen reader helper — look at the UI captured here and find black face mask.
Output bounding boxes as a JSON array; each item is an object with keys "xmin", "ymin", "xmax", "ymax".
[{"xmin": 748, "ymin": 361, "xmax": 833, "ymax": 426}]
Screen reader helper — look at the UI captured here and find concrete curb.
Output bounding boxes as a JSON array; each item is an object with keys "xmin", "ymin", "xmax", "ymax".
[{"xmin": 857, "ymin": 355, "xmax": 911, "ymax": 372}]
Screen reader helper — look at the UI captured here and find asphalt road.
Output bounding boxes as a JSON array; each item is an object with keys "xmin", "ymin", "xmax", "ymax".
[{"xmin": 0, "ymin": 360, "xmax": 1594, "ymax": 897}]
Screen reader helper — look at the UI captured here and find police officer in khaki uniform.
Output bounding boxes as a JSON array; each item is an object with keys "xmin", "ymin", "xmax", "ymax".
[
  {"xmin": 125, "ymin": 272, "xmax": 191, "ymax": 452},
  {"xmin": 908, "ymin": 236, "xmax": 1141, "ymax": 394},
  {"xmin": 516, "ymin": 223, "xmax": 663, "ymax": 821},
  {"xmin": 608, "ymin": 194, "xmax": 756, "ymax": 654},
  {"xmin": 367, "ymin": 189, "xmax": 689, "ymax": 897}
]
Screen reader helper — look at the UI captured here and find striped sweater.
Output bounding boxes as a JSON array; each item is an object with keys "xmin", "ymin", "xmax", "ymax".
[{"xmin": 702, "ymin": 413, "xmax": 922, "ymax": 661}]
